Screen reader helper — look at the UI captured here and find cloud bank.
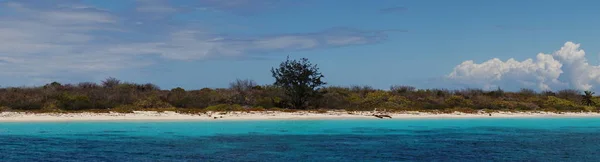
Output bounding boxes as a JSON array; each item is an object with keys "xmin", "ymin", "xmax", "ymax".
[{"xmin": 448, "ymin": 42, "xmax": 600, "ymax": 91}]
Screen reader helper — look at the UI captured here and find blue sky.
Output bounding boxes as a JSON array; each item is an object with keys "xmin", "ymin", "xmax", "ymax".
[{"xmin": 2, "ymin": 0, "xmax": 600, "ymax": 91}]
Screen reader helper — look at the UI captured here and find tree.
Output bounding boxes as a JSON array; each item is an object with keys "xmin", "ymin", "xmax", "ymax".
[
  {"xmin": 168, "ymin": 87, "xmax": 189, "ymax": 108},
  {"xmin": 229, "ymin": 79, "xmax": 257, "ymax": 106},
  {"xmin": 271, "ymin": 57, "xmax": 326, "ymax": 109},
  {"xmin": 102, "ymin": 77, "xmax": 121, "ymax": 88},
  {"xmin": 582, "ymin": 90, "xmax": 595, "ymax": 106}
]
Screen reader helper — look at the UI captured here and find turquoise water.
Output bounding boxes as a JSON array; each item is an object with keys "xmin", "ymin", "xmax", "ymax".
[{"xmin": 2, "ymin": 118, "xmax": 600, "ymax": 161}]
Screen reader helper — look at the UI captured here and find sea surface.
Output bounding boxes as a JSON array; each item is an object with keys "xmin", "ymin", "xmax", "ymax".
[{"xmin": 1, "ymin": 118, "xmax": 600, "ymax": 161}]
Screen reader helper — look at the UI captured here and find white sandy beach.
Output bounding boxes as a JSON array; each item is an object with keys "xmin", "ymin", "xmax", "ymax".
[{"xmin": 1, "ymin": 110, "xmax": 600, "ymax": 122}]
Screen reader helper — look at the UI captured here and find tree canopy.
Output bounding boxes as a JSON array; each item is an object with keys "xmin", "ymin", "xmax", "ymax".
[{"xmin": 271, "ymin": 57, "xmax": 326, "ymax": 109}]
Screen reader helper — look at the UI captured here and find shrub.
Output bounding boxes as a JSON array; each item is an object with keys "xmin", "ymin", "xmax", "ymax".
[
  {"xmin": 486, "ymin": 88, "xmax": 505, "ymax": 98},
  {"xmin": 112, "ymin": 105, "xmax": 136, "ymax": 113},
  {"xmin": 78, "ymin": 82, "xmax": 99, "ymax": 89},
  {"xmin": 41, "ymin": 100, "xmax": 62, "ymax": 112},
  {"xmin": 544, "ymin": 96, "xmax": 582, "ymax": 110},
  {"xmin": 270, "ymin": 107, "xmax": 298, "ymax": 112},
  {"xmin": 350, "ymin": 85, "xmax": 376, "ymax": 97},
  {"xmin": 229, "ymin": 79, "xmax": 258, "ymax": 105},
  {"xmin": 318, "ymin": 87, "xmax": 352, "ymax": 109},
  {"xmin": 557, "ymin": 89, "xmax": 581, "ymax": 102},
  {"xmin": 315, "ymin": 109, "xmax": 328, "ymax": 113},
  {"xmin": 489, "ymin": 100, "xmax": 517, "ymax": 110},
  {"xmin": 515, "ymin": 102, "xmax": 540, "ymax": 110},
  {"xmin": 133, "ymin": 96, "xmax": 174, "ymax": 109},
  {"xmin": 0, "ymin": 77, "xmax": 597, "ymax": 113},
  {"xmin": 9, "ymin": 98, "xmax": 44, "ymax": 110},
  {"xmin": 361, "ymin": 91, "xmax": 396, "ymax": 109},
  {"xmin": 518, "ymin": 88, "xmax": 537, "ymax": 97},
  {"xmin": 0, "ymin": 106, "xmax": 11, "ymax": 112},
  {"xmin": 57, "ymin": 93, "xmax": 94, "ymax": 110},
  {"xmin": 444, "ymin": 95, "xmax": 473, "ymax": 108},
  {"xmin": 101, "ymin": 77, "xmax": 121, "ymax": 88},
  {"xmin": 167, "ymin": 87, "xmax": 190, "ymax": 108},
  {"xmin": 454, "ymin": 88, "xmax": 482, "ymax": 98},
  {"xmin": 390, "ymin": 85, "xmax": 415, "ymax": 94},
  {"xmin": 246, "ymin": 107, "xmax": 266, "ymax": 111},
  {"xmin": 204, "ymin": 104, "xmax": 245, "ymax": 111}
]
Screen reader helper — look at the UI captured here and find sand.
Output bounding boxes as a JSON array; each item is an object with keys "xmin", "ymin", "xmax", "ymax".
[{"xmin": 1, "ymin": 110, "xmax": 600, "ymax": 122}]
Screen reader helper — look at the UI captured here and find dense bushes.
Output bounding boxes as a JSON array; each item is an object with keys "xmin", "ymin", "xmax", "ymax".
[
  {"xmin": 2, "ymin": 57, "xmax": 595, "ymax": 113},
  {"xmin": 0, "ymin": 78, "xmax": 598, "ymax": 112}
]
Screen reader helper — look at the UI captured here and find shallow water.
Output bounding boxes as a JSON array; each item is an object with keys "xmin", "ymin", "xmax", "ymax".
[{"xmin": 2, "ymin": 118, "xmax": 600, "ymax": 161}]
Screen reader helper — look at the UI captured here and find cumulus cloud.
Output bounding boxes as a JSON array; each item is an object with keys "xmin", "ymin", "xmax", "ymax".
[
  {"xmin": 447, "ymin": 42, "xmax": 600, "ymax": 91},
  {"xmin": 0, "ymin": 0, "xmax": 394, "ymax": 84}
]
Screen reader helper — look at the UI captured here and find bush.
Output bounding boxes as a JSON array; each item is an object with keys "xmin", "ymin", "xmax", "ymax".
[
  {"xmin": 360, "ymin": 91, "xmax": 402, "ymax": 109},
  {"xmin": 515, "ymin": 102, "xmax": 540, "ymax": 110},
  {"xmin": 489, "ymin": 100, "xmax": 517, "ymax": 110},
  {"xmin": 10, "ymin": 98, "xmax": 44, "ymax": 110},
  {"xmin": 246, "ymin": 107, "xmax": 266, "ymax": 111},
  {"xmin": 557, "ymin": 89, "xmax": 581, "ymax": 102},
  {"xmin": 269, "ymin": 107, "xmax": 298, "ymax": 112},
  {"xmin": 445, "ymin": 95, "xmax": 473, "ymax": 108},
  {"xmin": 518, "ymin": 88, "xmax": 537, "ymax": 97},
  {"xmin": 167, "ymin": 87, "xmax": 190, "ymax": 108},
  {"xmin": 112, "ymin": 105, "xmax": 136, "ymax": 113},
  {"xmin": 133, "ymin": 96, "xmax": 174, "ymax": 109},
  {"xmin": 544, "ymin": 96, "xmax": 582, "ymax": 110},
  {"xmin": 0, "ymin": 106, "xmax": 11, "ymax": 112},
  {"xmin": 102, "ymin": 77, "xmax": 121, "ymax": 88},
  {"xmin": 318, "ymin": 87, "xmax": 352, "ymax": 109},
  {"xmin": 78, "ymin": 82, "xmax": 99, "ymax": 89},
  {"xmin": 41, "ymin": 100, "xmax": 62, "ymax": 112},
  {"xmin": 0, "ymin": 78, "xmax": 597, "ymax": 113},
  {"xmin": 204, "ymin": 104, "xmax": 245, "ymax": 111},
  {"xmin": 390, "ymin": 85, "xmax": 415, "ymax": 94},
  {"xmin": 57, "ymin": 93, "xmax": 94, "ymax": 110}
]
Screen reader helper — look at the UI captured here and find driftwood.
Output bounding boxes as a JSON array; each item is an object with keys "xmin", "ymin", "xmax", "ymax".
[
  {"xmin": 372, "ymin": 108, "xmax": 392, "ymax": 119},
  {"xmin": 379, "ymin": 114, "xmax": 392, "ymax": 118},
  {"xmin": 372, "ymin": 114, "xmax": 392, "ymax": 119}
]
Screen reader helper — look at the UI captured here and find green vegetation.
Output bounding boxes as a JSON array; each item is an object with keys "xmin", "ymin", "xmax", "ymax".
[
  {"xmin": 271, "ymin": 57, "xmax": 326, "ymax": 109},
  {"xmin": 0, "ymin": 57, "xmax": 598, "ymax": 113}
]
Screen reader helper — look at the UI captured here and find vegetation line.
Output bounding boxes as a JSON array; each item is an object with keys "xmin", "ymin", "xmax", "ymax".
[{"xmin": 0, "ymin": 58, "xmax": 598, "ymax": 113}]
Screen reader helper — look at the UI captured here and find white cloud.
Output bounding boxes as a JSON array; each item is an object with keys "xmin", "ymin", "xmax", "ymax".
[
  {"xmin": 0, "ymin": 2, "xmax": 128, "ymax": 78},
  {"xmin": 105, "ymin": 28, "xmax": 389, "ymax": 60},
  {"xmin": 0, "ymin": 1, "xmax": 392, "ymax": 85},
  {"xmin": 448, "ymin": 42, "xmax": 600, "ymax": 91},
  {"xmin": 194, "ymin": 0, "xmax": 283, "ymax": 14}
]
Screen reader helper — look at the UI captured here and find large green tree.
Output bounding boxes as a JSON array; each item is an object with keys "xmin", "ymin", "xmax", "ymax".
[{"xmin": 271, "ymin": 57, "xmax": 326, "ymax": 109}]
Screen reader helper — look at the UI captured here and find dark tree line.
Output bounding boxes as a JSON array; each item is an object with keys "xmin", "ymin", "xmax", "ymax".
[{"xmin": 0, "ymin": 57, "xmax": 598, "ymax": 113}]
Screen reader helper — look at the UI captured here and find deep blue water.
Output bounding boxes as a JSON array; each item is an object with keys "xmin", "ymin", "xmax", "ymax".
[{"xmin": 2, "ymin": 118, "xmax": 600, "ymax": 161}]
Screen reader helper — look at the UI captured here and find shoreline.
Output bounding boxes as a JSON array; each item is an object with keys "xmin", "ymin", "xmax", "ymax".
[{"xmin": 2, "ymin": 111, "xmax": 600, "ymax": 122}]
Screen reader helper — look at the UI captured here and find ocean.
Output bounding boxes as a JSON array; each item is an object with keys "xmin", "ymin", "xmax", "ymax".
[{"xmin": 1, "ymin": 118, "xmax": 600, "ymax": 161}]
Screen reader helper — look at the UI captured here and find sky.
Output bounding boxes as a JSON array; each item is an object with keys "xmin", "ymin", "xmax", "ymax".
[{"xmin": 2, "ymin": 0, "xmax": 600, "ymax": 91}]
